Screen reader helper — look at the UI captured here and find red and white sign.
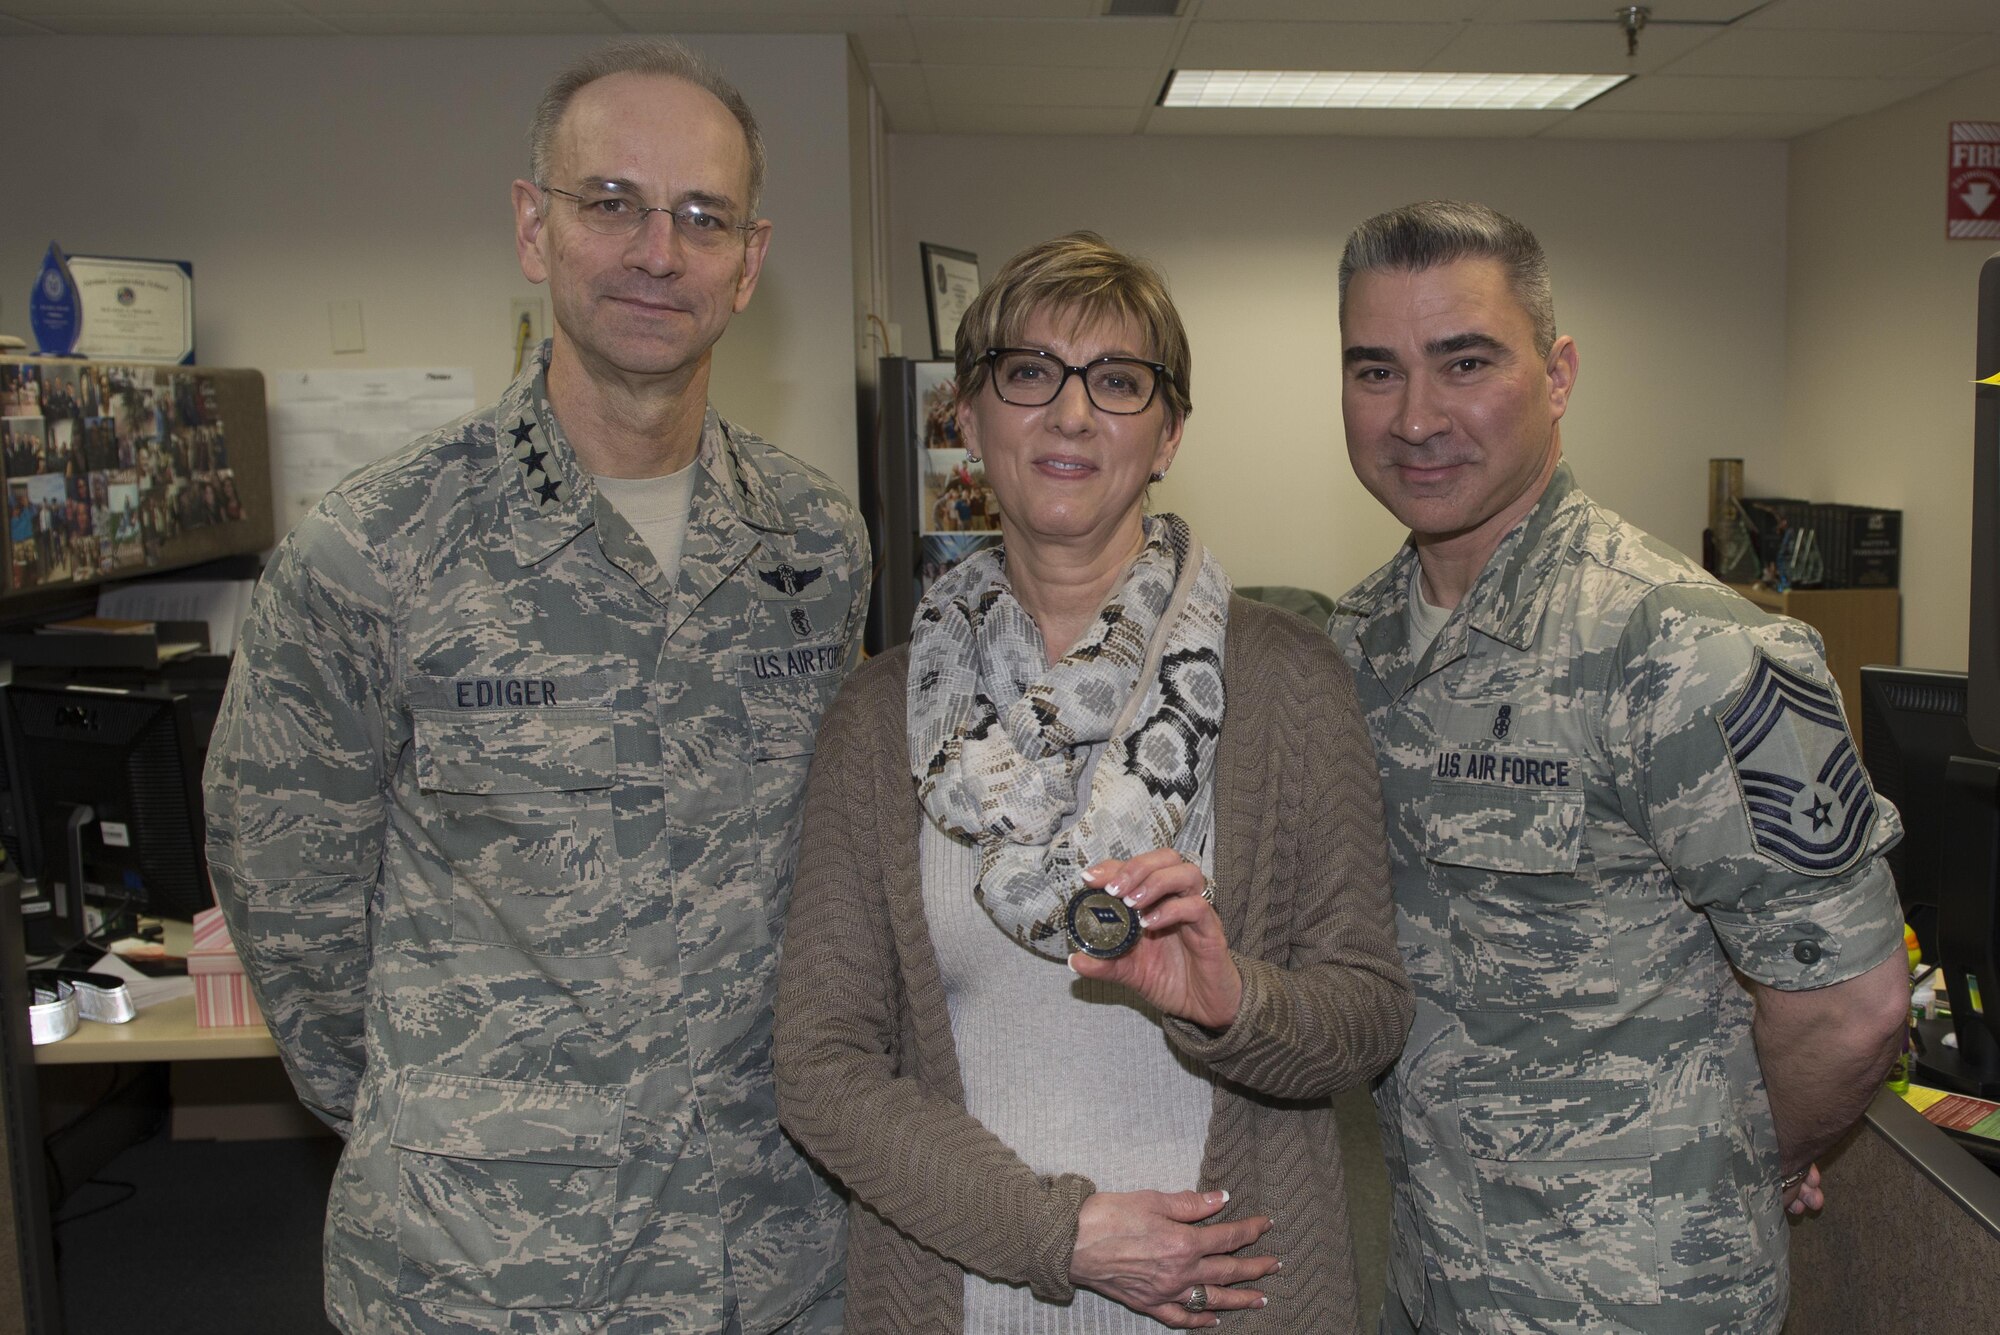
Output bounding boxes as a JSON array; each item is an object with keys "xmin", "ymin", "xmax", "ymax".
[{"xmin": 1949, "ymin": 122, "xmax": 2000, "ymax": 240}]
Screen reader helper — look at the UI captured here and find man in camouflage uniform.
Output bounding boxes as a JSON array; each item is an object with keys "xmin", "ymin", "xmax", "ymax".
[
  {"xmin": 1327, "ymin": 201, "xmax": 1911, "ymax": 1334},
  {"xmin": 204, "ymin": 38, "xmax": 867, "ymax": 1335}
]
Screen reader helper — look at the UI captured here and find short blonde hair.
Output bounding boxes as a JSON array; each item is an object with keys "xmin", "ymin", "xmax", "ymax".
[{"xmin": 953, "ymin": 231, "xmax": 1192, "ymax": 423}]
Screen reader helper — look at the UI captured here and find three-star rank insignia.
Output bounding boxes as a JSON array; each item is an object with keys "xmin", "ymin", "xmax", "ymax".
[
  {"xmin": 508, "ymin": 416, "xmax": 568, "ymax": 508},
  {"xmin": 758, "ymin": 563, "xmax": 823, "ymax": 596},
  {"xmin": 1720, "ymin": 650, "xmax": 1876, "ymax": 876}
]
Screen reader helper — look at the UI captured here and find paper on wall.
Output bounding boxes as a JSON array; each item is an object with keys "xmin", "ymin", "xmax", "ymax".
[{"xmin": 268, "ymin": 368, "xmax": 475, "ymax": 534}]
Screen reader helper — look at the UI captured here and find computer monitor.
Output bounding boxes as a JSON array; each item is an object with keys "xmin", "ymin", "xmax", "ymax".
[
  {"xmin": 0, "ymin": 682, "xmax": 211, "ymax": 942},
  {"xmin": 1860, "ymin": 665, "xmax": 2000, "ymax": 1097}
]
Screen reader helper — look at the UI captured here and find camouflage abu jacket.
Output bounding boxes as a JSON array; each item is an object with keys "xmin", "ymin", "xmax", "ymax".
[
  {"xmin": 205, "ymin": 350, "xmax": 868, "ymax": 1335},
  {"xmin": 1330, "ymin": 463, "xmax": 1902, "ymax": 1335}
]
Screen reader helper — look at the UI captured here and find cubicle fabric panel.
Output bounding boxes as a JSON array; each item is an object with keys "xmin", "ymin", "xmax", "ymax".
[{"xmin": 0, "ymin": 359, "xmax": 273, "ymax": 602}]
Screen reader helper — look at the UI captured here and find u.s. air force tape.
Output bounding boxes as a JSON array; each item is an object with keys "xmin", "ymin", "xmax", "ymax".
[{"xmin": 28, "ymin": 977, "xmax": 78, "ymax": 1046}]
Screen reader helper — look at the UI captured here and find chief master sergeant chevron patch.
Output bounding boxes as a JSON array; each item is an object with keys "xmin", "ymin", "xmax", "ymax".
[{"xmin": 1719, "ymin": 649, "xmax": 1878, "ymax": 876}]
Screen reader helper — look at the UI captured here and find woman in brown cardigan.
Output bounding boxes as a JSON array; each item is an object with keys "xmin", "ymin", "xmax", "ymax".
[{"xmin": 774, "ymin": 233, "xmax": 1411, "ymax": 1333}]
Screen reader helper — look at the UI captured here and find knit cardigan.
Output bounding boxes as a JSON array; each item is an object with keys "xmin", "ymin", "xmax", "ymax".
[{"xmin": 774, "ymin": 596, "xmax": 1413, "ymax": 1334}]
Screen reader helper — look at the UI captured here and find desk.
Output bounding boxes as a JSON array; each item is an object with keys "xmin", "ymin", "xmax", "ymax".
[
  {"xmin": 31, "ymin": 916, "xmax": 277, "ymax": 1065},
  {"xmin": 34, "ymin": 991, "xmax": 275, "ymax": 1064},
  {"xmin": 3, "ymin": 899, "xmax": 307, "ymax": 1335}
]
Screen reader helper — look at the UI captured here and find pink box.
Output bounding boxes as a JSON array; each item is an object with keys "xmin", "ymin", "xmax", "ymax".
[{"xmin": 189, "ymin": 907, "xmax": 262, "ymax": 1028}]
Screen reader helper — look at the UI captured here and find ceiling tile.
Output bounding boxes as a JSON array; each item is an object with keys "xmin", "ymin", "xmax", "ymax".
[
  {"xmin": 1599, "ymin": 73, "xmax": 1936, "ymax": 117},
  {"xmin": 903, "ymin": 0, "xmax": 1100, "ymax": 17},
  {"xmin": 1471, "ymin": 0, "xmax": 1747, "ymax": 20},
  {"xmin": 1662, "ymin": 27, "xmax": 1969, "ymax": 78},
  {"xmin": 867, "ymin": 61, "xmax": 935, "ymax": 129},
  {"xmin": 925, "ymin": 63, "xmax": 1162, "ymax": 108},
  {"xmin": 846, "ymin": 20, "xmax": 918, "ymax": 64},
  {"xmin": 5, "ymin": 0, "xmax": 303, "ymax": 12},
  {"xmin": 931, "ymin": 105, "xmax": 1146, "ymax": 135},
  {"xmin": 611, "ymin": 9, "xmax": 918, "ymax": 61},
  {"xmin": 911, "ymin": 17, "xmax": 1177, "ymax": 69},
  {"xmin": 1898, "ymin": 34, "xmax": 2000, "ymax": 84},
  {"xmin": 1178, "ymin": 21, "xmax": 1462, "ymax": 69},
  {"xmin": 599, "ymin": 0, "xmax": 906, "ymax": 16},
  {"xmin": 315, "ymin": 12, "xmax": 620, "ymax": 34},
  {"xmin": 1739, "ymin": 0, "xmax": 2000, "ymax": 35},
  {"xmin": 1537, "ymin": 109, "xmax": 1831, "ymax": 139},
  {"xmin": 1197, "ymin": 0, "xmax": 1486, "ymax": 19},
  {"xmin": 1429, "ymin": 20, "xmax": 1720, "ymax": 74},
  {"xmin": 36, "ymin": 12, "xmax": 337, "ymax": 34},
  {"xmin": 1143, "ymin": 104, "xmax": 1567, "ymax": 136},
  {"xmin": 294, "ymin": 0, "xmax": 601, "ymax": 12}
]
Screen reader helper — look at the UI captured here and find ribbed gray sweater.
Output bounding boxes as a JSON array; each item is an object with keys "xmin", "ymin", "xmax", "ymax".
[{"xmin": 774, "ymin": 596, "xmax": 1414, "ymax": 1334}]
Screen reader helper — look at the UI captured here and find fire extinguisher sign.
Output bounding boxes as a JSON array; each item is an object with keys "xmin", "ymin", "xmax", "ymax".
[{"xmin": 1949, "ymin": 122, "xmax": 2000, "ymax": 239}]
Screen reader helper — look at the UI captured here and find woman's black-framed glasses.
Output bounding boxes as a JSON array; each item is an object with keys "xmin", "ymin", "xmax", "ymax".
[
  {"xmin": 539, "ymin": 184, "xmax": 757, "ymax": 251},
  {"xmin": 983, "ymin": 348, "xmax": 1169, "ymax": 415}
]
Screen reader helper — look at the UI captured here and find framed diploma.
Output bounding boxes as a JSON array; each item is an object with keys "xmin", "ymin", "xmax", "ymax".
[
  {"xmin": 920, "ymin": 243, "xmax": 980, "ymax": 360},
  {"xmin": 68, "ymin": 256, "xmax": 195, "ymax": 365}
]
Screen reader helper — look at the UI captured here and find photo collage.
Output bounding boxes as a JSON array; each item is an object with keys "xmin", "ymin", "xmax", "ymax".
[
  {"xmin": 915, "ymin": 362, "xmax": 1000, "ymax": 592},
  {"xmin": 0, "ymin": 361, "xmax": 244, "ymax": 593}
]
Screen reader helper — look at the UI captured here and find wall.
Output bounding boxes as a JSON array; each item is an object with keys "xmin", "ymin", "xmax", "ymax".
[
  {"xmin": 889, "ymin": 134, "xmax": 1789, "ymax": 600},
  {"xmin": 1783, "ymin": 63, "xmax": 2000, "ymax": 673},
  {"xmin": 0, "ymin": 34, "xmax": 864, "ymax": 503}
]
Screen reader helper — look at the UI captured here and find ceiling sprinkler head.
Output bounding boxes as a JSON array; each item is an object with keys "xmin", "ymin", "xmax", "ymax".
[{"xmin": 1617, "ymin": 5, "xmax": 1651, "ymax": 59}]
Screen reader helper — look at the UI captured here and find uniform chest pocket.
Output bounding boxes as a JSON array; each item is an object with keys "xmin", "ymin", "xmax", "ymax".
[
  {"xmin": 1427, "ymin": 781, "xmax": 1618, "ymax": 1011},
  {"xmin": 413, "ymin": 706, "xmax": 625, "ymax": 958},
  {"xmin": 737, "ymin": 645, "xmax": 844, "ymax": 760},
  {"xmin": 737, "ymin": 649, "xmax": 844, "ymax": 903}
]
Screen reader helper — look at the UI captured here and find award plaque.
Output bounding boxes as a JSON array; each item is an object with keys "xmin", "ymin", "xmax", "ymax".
[
  {"xmin": 921, "ymin": 243, "xmax": 980, "ymax": 359},
  {"xmin": 68, "ymin": 256, "xmax": 196, "ymax": 365},
  {"xmin": 29, "ymin": 243, "xmax": 80, "ymax": 356}
]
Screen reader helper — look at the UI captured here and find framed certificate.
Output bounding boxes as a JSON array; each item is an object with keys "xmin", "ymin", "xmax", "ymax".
[
  {"xmin": 69, "ymin": 256, "xmax": 196, "ymax": 365},
  {"xmin": 920, "ymin": 243, "xmax": 980, "ymax": 360}
]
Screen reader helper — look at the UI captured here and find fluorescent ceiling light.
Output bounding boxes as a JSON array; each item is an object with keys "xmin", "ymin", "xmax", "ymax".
[{"xmin": 1160, "ymin": 70, "xmax": 1629, "ymax": 112}]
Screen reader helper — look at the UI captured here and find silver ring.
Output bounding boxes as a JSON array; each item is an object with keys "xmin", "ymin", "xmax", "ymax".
[
  {"xmin": 1183, "ymin": 1285, "xmax": 1210, "ymax": 1314},
  {"xmin": 1200, "ymin": 877, "xmax": 1216, "ymax": 906}
]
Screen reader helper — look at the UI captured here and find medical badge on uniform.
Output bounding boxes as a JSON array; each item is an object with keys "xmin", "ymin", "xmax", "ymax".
[{"xmin": 1720, "ymin": 650, "xmax": 1876, "ymax": 876}]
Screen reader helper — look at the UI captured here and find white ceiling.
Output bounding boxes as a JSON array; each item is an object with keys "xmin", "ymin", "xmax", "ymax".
[{"xmin": 4, "ymin": 0, "xmax": 1997, "ymax": 140}]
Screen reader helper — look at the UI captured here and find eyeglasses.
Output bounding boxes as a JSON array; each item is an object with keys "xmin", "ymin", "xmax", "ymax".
[
  {"xmin": 982, "ymin": 348, "xmax": 1170, "ymax": 415},
  {"xmin": 539, "ymin": 185, "xmax": 757, "ymax": 251}
]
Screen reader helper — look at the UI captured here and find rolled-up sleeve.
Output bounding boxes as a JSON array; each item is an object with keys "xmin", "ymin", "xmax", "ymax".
[{"xmin": 1607, "ymin": 583, "xmax": 1904, "ymax": 991}]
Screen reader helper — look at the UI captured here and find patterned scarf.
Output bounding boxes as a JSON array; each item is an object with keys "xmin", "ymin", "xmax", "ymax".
[{"xmin": 908, "ymin": 513, "xmax": 1230, "ymax": 959}]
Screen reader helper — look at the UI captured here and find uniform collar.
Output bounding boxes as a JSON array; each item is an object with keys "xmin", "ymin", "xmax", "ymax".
[
  {"xmin": 1336, "ymin": 461, "xmax": 1587, "ymax": 690},
  {"xmin": 499, "ymin": 345, "xmax": 795, "ymax": 568},
  {"xmin": 1462, "ymin": 460, "xmax": 1587, "ymax": 653}
]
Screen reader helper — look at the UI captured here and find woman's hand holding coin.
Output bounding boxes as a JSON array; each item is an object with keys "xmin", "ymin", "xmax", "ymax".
[{"xmin": 1068, "ymin": 848, "xmax": 1242, "ymax": 1031}]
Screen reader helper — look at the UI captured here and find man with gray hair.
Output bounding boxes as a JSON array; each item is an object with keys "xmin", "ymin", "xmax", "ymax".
[
  {"xmin": 206, "ymin": 37, "xmax": 866, "ymax": 1334},
  {"xmin": 1328, "ymin": 200, "xmax": 1909, "ymax": 1333}
]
